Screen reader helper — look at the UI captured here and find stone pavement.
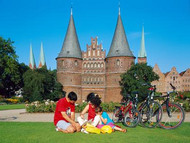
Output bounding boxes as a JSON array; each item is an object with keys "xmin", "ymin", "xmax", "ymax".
[{"xmin": 0, "ymin": 109, "xmax": 190, "ymax": 122}]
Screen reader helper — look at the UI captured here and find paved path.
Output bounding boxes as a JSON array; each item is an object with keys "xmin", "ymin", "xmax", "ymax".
[
  {"xmin": 0, "ymin": 109, "xmax": 190, "ymax": 122},
  {"xmin": 0, "ymin": 109, "xmax": 87, "ymax": 122}
]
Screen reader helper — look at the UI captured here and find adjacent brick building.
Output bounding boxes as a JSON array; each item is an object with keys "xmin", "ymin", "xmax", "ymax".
[{"xmin": 152, "ymin": 65, "xmax": 190, "ymax": 93}]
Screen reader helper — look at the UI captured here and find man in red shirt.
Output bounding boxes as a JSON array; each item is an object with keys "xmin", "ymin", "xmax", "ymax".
[{"xmin": 54, "ymin": 92, "xmax": 81, "ymax": 133}]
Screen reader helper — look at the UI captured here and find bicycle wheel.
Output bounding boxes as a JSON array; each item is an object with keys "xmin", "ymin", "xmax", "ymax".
[
  {"xmin": 159, "ymin": 103, "xmax": 185, "ymax": 129},
  {"xmin": 140, "ymin": 101, "xmax": 162, "ymax": 128},
  {"xmin": 112, "ymin": 107, "xmax": 121, "ymax": 123},
  {"xmin": 123, "ymin": 108, "xmax": 140, "ymax": 127}
]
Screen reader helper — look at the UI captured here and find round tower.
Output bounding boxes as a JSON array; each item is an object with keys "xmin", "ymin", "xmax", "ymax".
[
  {"xmin": 56, "ymin": 9, "xmax": 82, "ymax": 102},
  {"xmin": 105, "ymin": 9, "xmax": 135, "ymax": 102}
]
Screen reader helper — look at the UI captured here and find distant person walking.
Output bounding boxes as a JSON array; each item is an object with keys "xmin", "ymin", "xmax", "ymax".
[{"xmin": 54, "ymin": 92, "xmax": 81, "ymax": 133}]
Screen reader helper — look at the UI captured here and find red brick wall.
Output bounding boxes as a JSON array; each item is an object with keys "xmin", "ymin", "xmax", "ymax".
[
  {"xmin": 105, "ymin": 56, "xmax": 135, "ymax": 102},
  {"xmin": 56, "ymin": 38, "xmax": 136, "ymax": 103},
  {"xmin": 57, "ymin": 57, "xmax": 82, "ymax": 103},
  {"xmin": 138, "ymin": 57, "xmax": 147, "ymax": 63}
]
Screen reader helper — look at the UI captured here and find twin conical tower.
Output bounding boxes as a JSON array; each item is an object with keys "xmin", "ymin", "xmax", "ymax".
[
  {"xmin": 56, "ymin": 7, "xmax": 147, "ymax": 102},
  {"xmin": 29, "ymin": 43, "xmax": 46, "ymax": 69}
]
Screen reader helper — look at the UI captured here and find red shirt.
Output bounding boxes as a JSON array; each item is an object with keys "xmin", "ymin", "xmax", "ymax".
[
  {"xmin": 54, "ymin": 98, "xmax": 75, "ymax": 126},
  {"xmin": 88, "ymin": 103, "xmax": 96, "ymax": 121}
]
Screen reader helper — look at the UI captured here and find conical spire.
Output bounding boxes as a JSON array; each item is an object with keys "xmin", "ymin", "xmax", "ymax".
[
  {"xmin": 138, "ymin": 25, "xmax": 147, "ymax": 57},
  {"xmin": 39, "ymin": 42, "xmax": 46, "ymax": 68},
  {"xmin": 29, "ymin": 44, "xmax": 36, "ymax": 69},
  {"xmin": 57, "ymin": 8, "xmax": 82, "ymax": 59},
  {"xmin": 107, "ymin": 8, "xmax": 134, "ymax": 58}
]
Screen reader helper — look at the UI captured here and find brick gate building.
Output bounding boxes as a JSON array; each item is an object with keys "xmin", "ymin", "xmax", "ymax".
[{"xmin": 56, "ymin": 9, "xmax": 147, "ymax": 103}]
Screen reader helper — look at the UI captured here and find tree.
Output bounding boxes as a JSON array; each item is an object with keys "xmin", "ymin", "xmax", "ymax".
[
  {"xmin": 120, "ymin": 63, "xmax": 159, "ymax": 101},
  {"xmin": 47, "ymin": 69, "xmax": 64, "ymax": 101},
  {"xmin": 23, "ymin": 67, "xmax": 63, "ymax": 102},
  {"xmin": 0, "ymin": 37, "xmax": 28, "ymax": 97}
]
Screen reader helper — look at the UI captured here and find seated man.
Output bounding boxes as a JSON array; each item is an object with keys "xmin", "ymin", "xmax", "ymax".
[{"xmin": 54, "ymin": 92, "xmax": 81, "ymax": 133}]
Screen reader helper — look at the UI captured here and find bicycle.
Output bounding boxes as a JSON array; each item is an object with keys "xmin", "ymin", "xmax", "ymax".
[
  {"xmin": 157, "ymin": 83, "xmax": 185, "ymax": 129},
  {"xmin": 138, "ymin": 85, "xmax": 163, "ymax": 128},
  {"xmin": 112, "ymin": 92, "xmax": 140, "ymax": 128}
]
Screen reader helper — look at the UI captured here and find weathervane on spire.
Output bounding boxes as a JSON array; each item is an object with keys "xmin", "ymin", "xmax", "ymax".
[
  {"xmin": 71, "ymin": 2, "xmax": 73, "ymax": 15},
  {"xmin": 119, "ymin": 1, "xmax": 120, "ymax": 15}
]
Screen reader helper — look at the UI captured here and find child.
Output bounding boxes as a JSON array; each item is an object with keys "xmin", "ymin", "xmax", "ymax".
[
  {"xmin": 77, "ymin": 93, "xmax": 101, "ymax": 133},
  {"xmin": 78, "ymin": 93, "xmax": 101, "ymax": 122},
  {"xmin": 93, "ymin": 106, "xmax": 126, "ymax": 133}
]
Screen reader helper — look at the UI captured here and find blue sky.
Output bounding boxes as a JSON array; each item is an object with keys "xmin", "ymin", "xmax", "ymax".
[{"xmin": 0, "ymin": 0, "xmax": 190, "ymax": 73}]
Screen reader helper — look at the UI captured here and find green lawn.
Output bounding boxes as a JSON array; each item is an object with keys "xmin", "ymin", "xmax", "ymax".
[
  {"xmin": 0, "ymin": 122, "xmax": 189, "ymax": 143},
  {"xmin": 0, "ymin": 104, "xmax": 25, "ymax": 110}
]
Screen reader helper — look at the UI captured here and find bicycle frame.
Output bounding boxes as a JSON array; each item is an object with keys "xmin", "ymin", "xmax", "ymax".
[
  {"xmin": 117, "ymin": 101, "xmax": 133, "ymax": 118},
  {"xmin": 161, "ymin": 94, "xmax": 172, "ymax": 117},
  {"xmin": 138, "ymin": 86, "xmax": 156, "ymax": 112},
  {"xmin": 114, "ymin": 95, "xmax": 138, "ymax": 121}
]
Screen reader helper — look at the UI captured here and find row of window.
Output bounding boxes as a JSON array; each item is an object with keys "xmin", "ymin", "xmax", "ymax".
[
  {"xmin": 167, "ymin": 81, "xmax": 180, "ymax": 84},
  {"xmin": 83, "ymin": 62, "xmax": 104, "ymax": 68},
  {"xmin": 83, "ymin": 57, "xmax": 104, "ymax": 60},
  {"xmin": 182, "ymin": 85, "xmax": 190, "ymax": 87},
  {"xmin": 166, "ymin": 84, "xmax": 190, "ymax": 89},
  {"xmin": 83, "ymin": 70, "xmax": 104, "ymax": 73},
  {"xmin": 167, "ymin": 79, "xmax": 190, "ymax": 83},
  {"xmin": 167, "ymin": 86, "xmax": 181, "ymax": 89},
  {"xmin": 183, "ymin": 79, "xmax": 190, "ymax": 82},
  {"xmin": 82, "ymin": 81, "xmax": 104, "ymax": 85},
  {"xmin": 85, "ymin": 50, "xmax": 105, "ymax": 57},
  {"xmin": 170, "ymin": 76, "xmax": 178, "ymax": 80},
  {"xmin": 61, "ymin": 60, "xmax": 78, "ymax": 67},
  {"xmin": 83, "ymin": 77, "xmax": 104, "ymax": 82}
]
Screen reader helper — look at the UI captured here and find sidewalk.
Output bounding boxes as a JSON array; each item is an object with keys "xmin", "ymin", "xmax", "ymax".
[
  {"xmin": 0, "ymin": 109, "xmax": 190, "ymax": 122},
  {"xmin": 0, "ymin": 109, "xmax": 86, "ymax": 122}
]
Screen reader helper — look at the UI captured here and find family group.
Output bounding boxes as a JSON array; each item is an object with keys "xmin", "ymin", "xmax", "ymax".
[{"xmin": 53, "ymin": 92, "xmax": 126, "ymax": 133}]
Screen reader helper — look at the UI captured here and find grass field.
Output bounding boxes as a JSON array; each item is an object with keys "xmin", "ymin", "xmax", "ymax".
[
  {"xmin": 0, "ymin": 104, "xmax": 25, "ymax": 110},
  {"xmin": 0, "ymin": 122, "xmax": 189, "ymax": 143}
]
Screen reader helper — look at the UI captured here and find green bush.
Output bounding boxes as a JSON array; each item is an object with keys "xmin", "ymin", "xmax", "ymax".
[
  {"xmin": 26, "ymin": 100, "xmax": 119, "ymax": 113},
  {"xmin": 101, "ymin": 102, "xmax": 118, "ymax": 112},
  {"xmin": 183, "ymin": 100, "xmax": 190, "ymax": 112},
  {"xmin": 26, "ymin": 100, "xmax": 56, "ymax": 113},
  {"xmin": 75, "ymin": 102, "xmax": 88, "ymax": 113}
]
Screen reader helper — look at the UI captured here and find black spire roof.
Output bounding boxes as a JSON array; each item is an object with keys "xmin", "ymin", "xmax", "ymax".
[
  {"xmin": 107, "ymin": 11, "xmax": 134, "ymax": 58},
  {"xmin": 57, "ymin": 9, "xmax": 82, "ymax": 59}
]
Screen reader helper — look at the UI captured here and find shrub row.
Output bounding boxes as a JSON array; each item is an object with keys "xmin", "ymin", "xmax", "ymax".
[
  {"xmin": 0, "ymin": 96, "xmax": 24, "ymax": 104},
  {"xmin": 25, "ymin": 100, "xmax": 120, "ymax": 113},
  {"xmin": 25, "ymin": 97, "xmax": 190, "ymax": 113}
]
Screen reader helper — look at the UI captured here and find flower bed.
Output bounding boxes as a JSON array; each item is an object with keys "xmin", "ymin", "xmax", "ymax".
[{"xmin": 25, "ymin": 100, "xmax": 119, "ymax": 113}]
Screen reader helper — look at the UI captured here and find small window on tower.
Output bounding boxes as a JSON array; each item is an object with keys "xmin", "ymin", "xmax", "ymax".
[
  {"xmin": 116, "ymin": 59, "xmax": 120, "ymax": 66},
  {"xmin": 101, "ymin": 63, "xmax": 104, "ymax": 68},
  {"xmin": 62, "ymin": 60, "xmax": 64, "ymax": 66},
  {"xmin": 98, "ymin": 63, "xmax": 100, "ymax": 68},
  {"xmin": 84, "ymin": 63, "xmax": 86, "ymax": 68},
  {"xmin": 74, "ymin": 60, "xmax": 78, "ymax": 66}
]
